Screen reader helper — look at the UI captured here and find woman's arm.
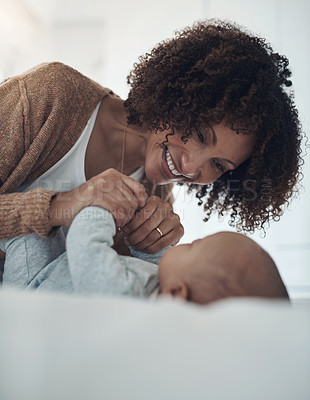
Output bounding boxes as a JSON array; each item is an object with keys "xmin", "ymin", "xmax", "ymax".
[{"xmin": 0, "ymin": 168, "xmax": 147, "ymax": 240}]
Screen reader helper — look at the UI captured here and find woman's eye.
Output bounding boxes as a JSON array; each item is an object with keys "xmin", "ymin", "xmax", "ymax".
[
  {"xmin": 213, "ymin": 160, "xmax": 225, "ymax": 173},
  {"xmin": 196, "ymin": 130, "xmax": 205, "ymax": 143}
]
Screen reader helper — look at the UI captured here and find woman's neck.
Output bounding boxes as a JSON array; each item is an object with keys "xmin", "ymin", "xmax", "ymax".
[{"xmin": 85, "ymin": 93, "xmax": 146, "ymax": 180}]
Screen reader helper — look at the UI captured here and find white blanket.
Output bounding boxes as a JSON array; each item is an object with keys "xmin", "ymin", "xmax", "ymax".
[{"xmin": 0, "ymin": 289, "xmax": 309, "ymax": 400}]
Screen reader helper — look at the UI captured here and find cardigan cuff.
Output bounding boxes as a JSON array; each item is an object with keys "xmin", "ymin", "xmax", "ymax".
[{"xmin": 20, "ymin": 188, "xmax": 59, "ymax": 238}]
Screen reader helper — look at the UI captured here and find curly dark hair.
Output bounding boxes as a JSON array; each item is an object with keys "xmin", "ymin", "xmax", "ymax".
[{"xmin": 125, "ymin": 19, "xmax": 303, "ymax": 233}]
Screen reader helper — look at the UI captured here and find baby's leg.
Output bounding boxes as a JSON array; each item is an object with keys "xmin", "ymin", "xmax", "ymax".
[{"xmin": 0, "ymin": 229, "xmax": 66, "ymax": 288}]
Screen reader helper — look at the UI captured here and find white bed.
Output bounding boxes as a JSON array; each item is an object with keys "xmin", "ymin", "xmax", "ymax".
[{"xmin": 0, "ymin": 289, "xmax": 309, "ymax": 400}]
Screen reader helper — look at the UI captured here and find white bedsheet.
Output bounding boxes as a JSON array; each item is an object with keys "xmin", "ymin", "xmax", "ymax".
[{"xmin": 0, "ymin": 289, "xmax": 309, "ymax": 400}]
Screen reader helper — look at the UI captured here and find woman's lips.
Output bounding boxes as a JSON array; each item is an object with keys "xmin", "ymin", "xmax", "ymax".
[
  {"xmin": 165, "ymin": 149, "xmax": 183, "ymax": 176},
  {"xmin": 160, "ymin": 146, "xmax": 184, "ymax": 181}
]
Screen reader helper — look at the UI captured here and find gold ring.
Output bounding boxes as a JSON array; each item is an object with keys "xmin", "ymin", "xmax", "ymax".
[{"xmin": 156, "ymin": 227, "xmax": 163, "ymax": 237}]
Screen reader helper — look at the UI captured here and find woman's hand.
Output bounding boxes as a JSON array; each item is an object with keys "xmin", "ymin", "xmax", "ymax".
[
  {"xmin": 122, "ymin": 195, "xmax": 184, "ymax": 254},
  {"xmin": 49, "ymin": 168, "xmax": 148, "ymax": 229}
]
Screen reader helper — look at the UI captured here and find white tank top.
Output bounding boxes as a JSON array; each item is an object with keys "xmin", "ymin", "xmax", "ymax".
[{"xmin": 18, "ymin": 102, "xmax": 145, "ymax": 193}]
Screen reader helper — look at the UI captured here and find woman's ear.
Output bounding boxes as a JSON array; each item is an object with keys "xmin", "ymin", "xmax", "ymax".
[{"xmin": 161, "ymin": 281, "xmax": 189, "ymax": 300}]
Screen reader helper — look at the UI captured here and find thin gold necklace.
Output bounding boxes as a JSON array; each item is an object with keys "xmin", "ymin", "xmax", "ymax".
[
  {"xmin": 116, "ymin": 126, "xmax": 127, "ymax": 234},
  {"xmin": 120, "ymin": 125, "xmax": 127, "ymax": 174},
  {"xmin": 120, "ymin": 126, "xmax": 156, "ymax": 196}
]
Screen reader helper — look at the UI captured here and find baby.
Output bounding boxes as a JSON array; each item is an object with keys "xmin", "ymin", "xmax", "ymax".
[{"xmin": 0, "ymin": 206, "xmax": 288, "ymax": 304}]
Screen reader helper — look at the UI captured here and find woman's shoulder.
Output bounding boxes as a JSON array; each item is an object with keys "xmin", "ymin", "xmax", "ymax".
[
  {"xmin": 1, "ymin": 62, "xmax": 74, "ymax": 85},
  {"xmin": 16, "ymin": 61, "xmax": 89, "ymax": 79},
  {"xmin": 19, "ymin": 61, "xmax": 73, "ymax": 76},
  {"xmin": 6, "ymin": 62, "xmax": 112, "ymax": 98}
]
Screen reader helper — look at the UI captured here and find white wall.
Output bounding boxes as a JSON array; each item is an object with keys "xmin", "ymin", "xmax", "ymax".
[{"xmin": 0, "ymin": 0, "xmax": 309, "ymax": 300}]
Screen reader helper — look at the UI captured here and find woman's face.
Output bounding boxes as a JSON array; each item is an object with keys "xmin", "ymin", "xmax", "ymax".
[{"xmin": 143, "ymin": 122, "xmax": 256, "ymax": 185}]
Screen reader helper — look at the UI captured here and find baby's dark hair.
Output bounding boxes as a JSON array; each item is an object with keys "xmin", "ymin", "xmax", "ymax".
[
  {"xmin": 192, "ymin": 232, "xmax": 290, "ymax": 305},
  {"xmin": 125, "ymin": 19, "xmax": 303, "ymax": 233}
]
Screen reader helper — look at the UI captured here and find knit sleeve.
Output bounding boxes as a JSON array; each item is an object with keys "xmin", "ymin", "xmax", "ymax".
[{"xmin": 0, "ymin": 189, "xmax": 59, "ymax": 240}]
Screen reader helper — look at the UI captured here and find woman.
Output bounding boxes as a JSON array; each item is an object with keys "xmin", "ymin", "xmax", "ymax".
[{"xmin": 0, "ymin": 19, "xmax": 302, "ymax": 256}]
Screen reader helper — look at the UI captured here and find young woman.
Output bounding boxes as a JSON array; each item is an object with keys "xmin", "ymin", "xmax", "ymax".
[{"xmin": 0, "ymin": 19, "xmax": 302, "ymax": 255}]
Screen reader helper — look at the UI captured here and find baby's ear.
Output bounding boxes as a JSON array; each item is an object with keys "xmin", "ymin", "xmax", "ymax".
[{"xmin": 161, "ymin": 281, "xmax": 189, "ymax": 300}]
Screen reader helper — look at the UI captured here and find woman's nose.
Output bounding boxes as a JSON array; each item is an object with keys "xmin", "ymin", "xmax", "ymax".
[
  {"xmin": 181, "ymin": 151, "xmax": 200, "ymax": 180},
  {"xmin": 181, "ymin": 151, "xmax": 206, "ymax": 181},
  {"xmin": 181, "ymin": 151, "xmax": 216, "ymax": 184}
]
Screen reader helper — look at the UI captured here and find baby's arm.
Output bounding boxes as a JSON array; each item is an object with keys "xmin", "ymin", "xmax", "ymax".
[
  {"xmin": 0, "ymin": 229, "xmax": 66, "ymax": 288},
  {"xmin": 66, "ymin": 206, "xmax": 150, "ymax": 296}
]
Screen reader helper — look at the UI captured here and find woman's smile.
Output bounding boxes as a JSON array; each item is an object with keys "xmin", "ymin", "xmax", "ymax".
[
  {"xmin": 164, "ymin": 148, "xmax": 182, "ymax": 177},
  {"xmin": 143, "ymin": 122, "xmax": 255, "ymax": 185},
  {"xmin": 160, "ymin": 146, "xmax": 188, "ymax": 182}
]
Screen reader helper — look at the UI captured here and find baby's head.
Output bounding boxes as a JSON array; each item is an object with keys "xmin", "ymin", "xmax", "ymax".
[{"xmin": 158, "ymin": 232, "xmax": 288, "ymax": 305}]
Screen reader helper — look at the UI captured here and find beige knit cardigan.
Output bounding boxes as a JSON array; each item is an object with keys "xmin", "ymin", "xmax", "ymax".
[{"xmin": 0, "ymin": 62, "xmax": 110, "ymax": 239}]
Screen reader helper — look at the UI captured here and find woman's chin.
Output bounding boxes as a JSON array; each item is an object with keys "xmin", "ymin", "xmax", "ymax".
[
  {"xmin": 145, "ymin": 171, "xmax": 162, "ymax": 185},
  {"xmin": 146, "ymin": 174, "xmax": 177, "ymax": 186},
  {"xmin": 145, "ymin": 167, "xmax": 166, "ymax": 185}
]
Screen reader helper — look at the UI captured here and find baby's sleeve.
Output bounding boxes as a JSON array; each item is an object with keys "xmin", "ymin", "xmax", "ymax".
[
  {"xmin": 130, "ymin": 246, "xmax": 171, "ymax": 265},
  {"xmin": 66, "ymin": 206, "xmax": 148, "ymax": 296}
]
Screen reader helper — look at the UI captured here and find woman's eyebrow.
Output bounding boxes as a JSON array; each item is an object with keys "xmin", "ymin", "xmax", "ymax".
[
  {"xmin": 224, "ymin": 159, "xmax": 237, "ymax": 168},
  {"xmin": 209, "ymin": 126, "xmax": 237, "ymax": 168},
  {"xmin": 210, "ymin": 126, "xmax": 217, "ymax": 146}
]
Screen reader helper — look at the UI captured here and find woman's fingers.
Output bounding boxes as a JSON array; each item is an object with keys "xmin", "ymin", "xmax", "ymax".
[
  {"xmin": 116, "ymin": 172, "xmax": 148, "ymax": 209},
  {"xmin": 89, "ymin": 169, "xmax": 147, "ymax": 210},
  {"xmin": 136, "ymin": 229, "xmax": 181, "ymax": 254},
  {"xmin": 123, "ymin": 196, "xmax": 184, "ymax": 252},
  {"xmin": 125, "ymin": 206, "xmax": 167, "ymax": 245},
  {"xmin": 126, "ymin": 217, "xmax": 183, "ymax": 252},
  {"xmin": 102, "ymin": 171, "xmax": 147, "ymax": 226},
  {"xmin": 123, "ymin": 196, "xmax": 159, "ymax": 234}
]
